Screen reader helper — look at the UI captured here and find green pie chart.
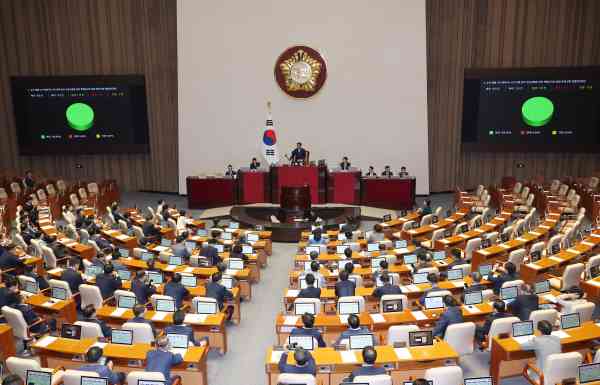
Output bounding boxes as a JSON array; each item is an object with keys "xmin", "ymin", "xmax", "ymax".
[
  {"xmin": 66, "ymin": 102, "xmax": 94, "ymax": 131},
  {"xmin": 521, "ymin": 96, "xmax": 554, "ymax": 127}
]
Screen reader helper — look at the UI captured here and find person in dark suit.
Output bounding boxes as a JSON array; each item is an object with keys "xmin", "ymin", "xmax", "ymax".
[
  {"xmin": 170, "ymin": 234, "xmax": 190, "ymax": 260},
  {"xmin": 509, "ymin": 283, "xmax": 539, "ymax": 321},
  {"xmin": 415, "ymin": 252, "xmax": 433, "ymax": 270},
  {"xmin": 43, "ymin": 235, "xmax": 66, "ymax": 259},
  {"xmin": 381, "ymin": 165, "xmax": 393, "ymax": 177},
  {"xmin": 278, "ymin": 348, "xmax": 316, "ymax": 375},
  {"xmin": 78, "ymin": 347, "xmax": 124, "ymax": 385},
  {"xmin": 0, "ymin": 244, "xmax": 24, "ymax": 271},
  {"xmin": 95, "ymin": 264, "xmax": 122, "ymax": 299},
  {"xmin": 0, "ymin": 277, "xmax": 20, "ymax": 308},
  {"xmin": 365, "ymin": 166, "xmax": 377, "ymax": 177},
  {"xmin": 23, "ymin": 170, "xmax": 35, "ymax": 190},
  {"xmin": 145, "ymin": 336, "xmax": 184, "ymax": 385},
  {"xmin": 290, "ymin": 142, "xmax": 307, "ymax": 165},
  {"xmin": 229, "ymin": 244, "xmax": 248, "ymax": 263},
  {"xmin": 130, "ymin": 304, "xmax": 154, "ymax": 326},
  {"xmin": 164, "ymin": 273, "xmax": 189, "ymax": 309},
  {"xmin": 308, "ymin": 228, "xmax": 327, "ymax": 245},
  {"xmin": 290, "ymin": 313, "xmax": 326, "ymax": 347},
  {"xmin": 335, "ymin": 270, "xmax": 356, "ymax": 297},
  {"xmin": 334, "ymin": 314, "xmax": 375, "ymax": 345},
  {"xmin": 23, "ymin": 264, "xmax": 49, "ymax": 290},
  {"xmin": 110, "ymin": 202, "xmax": 127, "ymax": 224},
  {"xmin": 165, "ymin": 310, "xmax": 207, "ymax": 346},
  {"xmin": 372, "ymin": 259, "xmax": 389, "ymax": 283},
  {"xmin": 432, "ymin": 295, "xmax": 464, "ymax": 338},
  {"xmin": 142, "ymin": 214, "xmax": 161, "ymax": 243},
  {"xmin": 81, "ymin": 304, "xmax": 111, "ymax": 338},
  {"xmin": 200, "ymin": 239, "xmax": 221, "ymax": 266},
  {"xmin": 205, "ymin": 272, "xmax": 233, "ymax": 311},
  {"xmin": 60, "ymin": 256, "xmax": 84, "ymax": 295},
  {"xmin": 298, "ymin": 273, "xmax": 321, "ymax": 299},
  {"xmin": 419, "ymin": 273, "xmax": 444, "ymax": 305},
  {"xmin": 488, "ymin": 261, "xmax": 519, "ymax": 294},
  {"xmin": 340, "ymin": 157, "xmax": 351, "ymax": 170},
  {"xmin": 347, "ymin": 346, "xmax": 386, "ymax": 381},
  {"xmin": 249, "ymin": 158, "xmax": 261, "ymax": 170},
  {"xmin": 373, "ymin": 272, "xmax": 402, "ymax": 299},
  {"xmin": 131, "ymin": 270, "xmax": 156, "ymax": 304},
  {"xmin": 475, "ymin": 300, "xmax": 513, "ymax": 344}
]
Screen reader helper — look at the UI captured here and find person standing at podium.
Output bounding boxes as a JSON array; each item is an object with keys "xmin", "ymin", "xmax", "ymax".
[
  {"xmin": 340, "ymin": 156, "xmax": 351, "ymax": 170},
  {"xmin": 365, "ymin": 166, "xmax": 377, "ymax": 177},
  {"xmin": 289, "ymin": 142, "xmax": 307, "ymax": 165},
  {"xmin": 249, "ymin": 158, "xmax": 261, "ymax": 170},
  {"xmin": 381, "ymin": 165, "xmax": 393, "ymax": 177}
]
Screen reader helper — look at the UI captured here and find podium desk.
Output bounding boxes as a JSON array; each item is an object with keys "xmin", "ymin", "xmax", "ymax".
[
  {"xmin": 270, "ymin": 165, "xmax": 326, "ymax": 204},
  {"xmin": 327, "ymin": 169, "xmax": 361, "ymax": 204},
  {"xmin": 186, "ymin": 176, "xmax": 237, "ymax": 209},
  {"xmin": 238, "ymin": 168, "xmax": 270, "ymax": 203},
  {"xmin": 361, "ymin": 177, "xmax": 416, "ymax": 210}
]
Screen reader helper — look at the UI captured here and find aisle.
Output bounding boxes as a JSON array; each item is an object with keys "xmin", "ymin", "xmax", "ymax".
[{"xmin": 206, "ymin": 242, "xmax": 297, "ymax": 385}]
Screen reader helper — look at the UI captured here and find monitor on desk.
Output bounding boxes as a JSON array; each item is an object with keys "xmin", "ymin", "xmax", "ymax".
[
  {"xmin": 118, "ymin": 248, "xmax": 129, "ymax": 258},
  {"xmin": 51, "ymin": 286, "xmax": 67, "ymax": 301},
  {"xmin": 85, "ymin": 265, "xmax": 102, "ymax": 277},
  {"xmin": 168, "ymin": 256, "xmax": 183, "ymax": 266},
  {"xmin": 447, "ymin": 268, "xmax": 463, "ymax": 281},
  {"xmin": 404, "ymin": 381, "xmax": 432, "ymax": 385},
  {"xmin": 371, "ymin": 257, "xmax": 386, "ymax": 269},
  {"xmin": 478, "ymin": 264, "xmax": 492, "ymax": 276},
  {"xmin": 349, "ymin": 334, "xmax": 374, "ymax": 350},
  {"xmin": 81, "ymin": 377, "xmax": 108, "ymax": 385},
  {"xmin": 303, "ymin": 261, "xmax": 313, "ymax": 272},
  {"xmin": 412, "ymin": 222, "xmax": 419, "ymax": 229},
  {"xmin": 61, "ymin": 323, "xmax": 81, "ymax": 339},
  {"xmin": 367, "ymin": 243, "xmax": 379, "ymax": 252},
  {"xmin": 167, "ymin": 333, "xmax": 189, "ymax": 349},
  {"xmin": 111, "ymin": 329, "xmax": 133, "ymax": 345},
  {"xmin": 161, "ymin": 238, "xmax": 172, "ymax": 247},
  {"xmin": 433, "ymin": 250, "xmax": 446, "ymax": 261},
  {"xmin": 305, "ymin": 246, "xmax": 320, "ymax": 255},
  {"xmin": 181, "ymin": 275, "xmax": 197, "ymax": 288},
  {"xmin": 138, "ymin": 381, "xmax": 166, "ymax": 385},
  {"xmin": 500, "ymin": 286, "xmax": 518, "ymax": 301},
  {"xmin": 590, "ymin": 265, "xmax": 600, "ymax": 279},
  {"xmin": 560, "ymin": 312, "xmax": 581, "ymax": 330},
  {"xmin": 155, "ymin": 298, "xmax": 176, "ymax": 312},
  {"xmin": 337, "ymin": 233, "xmax": 347, "ymax": 242},
  {"xmin": 424, "ymin": 296, "xmax": 444, "ymax": 309},
  {"xmin": 412, "ymin": 272, "xmax": 429, "ymax": 284},
  {"xmin": 501, "ymin": 233, "xmax": 509, "ymax": 242},
  {"xmin": 26, "ymin": 370, "xmax": 52, "ymax": 385},
  {"xmin": 196, "ymin": 300, "xmax": 218, "ymax": 314},
  {"xmin": 530, "ymin": 250, "xmax": 541, "ymax": 262},
  {"xmin": 242, "ymin": 245, "xmax": 253, "ymax": 254},
  {"xmin": 196, "ymin": 229, "xmax": 208, "ymax": 237},
  {"xmin": 551, "ymin": 243, "xmax": 560, "ymax": 255},
  {"xmin": 464, "ymin": 377, "xmax": 493, "ymax": 385},
  {"xmin": 215, "ymin": 244, "xmax": 225, "ymax": 253},
  {"xmin": 247, "ymin": 233, "xmax": 259, "ymax": 242},
  {"xmin": 141, "ymin": 252, "xmax": 154, "ymax": 262},
  {"xmin": 534, "ymin": 280, "xmax": 550, "ymax": 294},
  {"xmin": 22, "ymin": 280, "xmax": 38, "ymax": 294},
  {"xmin": 146, "ymin": 271, "xmax": 163, "ymax": 285},
  {"xmin": 228, "ymin": 258, "xmax": 244, "ymax": 270},
  {"xmin": 338, "ymin": 301, "xmax": 360, "ymax": 315},
  {"xmin": 512, "ymin": 320, "xmax": 534, "ymax": 337},
  {"xmin": 294, "ymin": 302, "xmax": 317, "ymax": 315},
  {"xmin": 409, "ymin": 330, "xmax": 433, "ymax": 346},
  {"xmin": 579, "ymin": 363, "xmax": 600, "ymax": 384},
  {"xmin": 395, "ymin": 240, "xmax": 408, "ymax": 249},
  {"xmin": 117, "ymin": 295, "xmax": 136, "ymax": 309},
  {"xmin": 117, "ymin": 269, "xmax": 132, "ymax": 281},
  {"xmin": 444, "ymin": 229, "xmax": 452, "ymax": 238},
  {"xmin": 464, "ymin": 291, "xmax": 483, "ymax": 306},
  {"xmin": 229, "ymin": 222, "xmax": 239, "ymax": 229},
  {"xmin": 185, "ymin": 241, "xmax": 196, "ymax": 253},
  {"xmin": 481, "ymin": 238, "xmax": 492, "ymax": 248},
  {"xmin": 221, "ymin": 277, "xmax": 233, "ymax": 289},
  {"xmin": 382, "ymin": 214, "xmax": 392, "ymax": 222},
  {"xmin": 403, "ymin": 254, "xmax": 417, "ymax": 265},
  {"xmin": 382, "ymin": 299, "xmax": 403, "ymax": 312},
  {"xmin": 336, "ymin": 245, "xmax": 347, "ymax": 255},
  {"xmin": 288, "ymin": 335, "xmax": 315, "ymax": 351}
]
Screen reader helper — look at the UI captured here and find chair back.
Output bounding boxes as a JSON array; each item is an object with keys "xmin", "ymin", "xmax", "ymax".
[
  {"xmin": 386, "ymin": 324, "xmax": 419, "ymax": 345},
  {"xmin": 70, "ymin": 194, "xmax": 80, "ymax": 208},
  {"xmin": 454, "ymin": 263, "xmax": 471, "ymax": 276},
  {"xmin": 6, "ymin": 357, "xmax": 42, "ymax": 380},
  {"xmin": 529, "ymin": 309, "xmax": 558, "ymax": 327},
  {"xmin": 444, "ymin": 322, "xmax": 475, "ymax": 355},
  {"xmin": 78, "ymin": 188, "xmax": 88, "ymax": 200},
  {"xmin": 114, "ymin": 290, "xmax": 137, "ymax": 305},
  {"xmin": 573, "ymin": 302, "xmax": 595, "ymax": 322},
  {"xmin": 49, "ymin": 279, "xmax": 73, "ymax": 298},
  {"xmin": 126, "ymin": 372, "xmax": 165, "ymax": 385},
  {"xmin": 122, "ymin": 322, "xmax": 155, "ymax": 344},
  {"xmin": 561, "ymin": 263, "xmax": 584, "ymax": 289},
  {"xmin": 132, "ymin": 226, "xmax": 145, "ymax": 242},
  {"xmin": 420, "ymin": 214, "xmax": 433, "ymax": 226},
  {"xmin": 293, "ymin": 298, "xmax": 322, "ymax": 315},
  {"xmin": 74, "ymin": 321, "xmax": 103, "ymax": 339},
  {"xmin": 424, "ymin": 366, "xmax": 464, "ymax": 385},
  {"xmin": 508, "ymin": 249, "xmax": 526, "ymax": 271},
  {"xmin": 276, "ymin": 373, "xmax": 316, "ymax": 385},
  {"xmin": 379, "ymin": 294, "xmax": 408, "ymax": 313},
  {"xmin": 464, "ymin": 238, "xmax": 482, "ymax": 260},
  {"xmin": 79, "ymin": 284, "xmax": 103, "ymax": 310},
  {"xmin": 354, "ymin": 375, "xmax": 393, "ymax": 385},
  {"xmin": 546, "ymin": 235, "xmax": 563, "ymax": 255},
  {"xmin": 56, "ymin": 180, "xmax": 66, "ymax": 194},
  {"xmin": 46, "ymin": 184, "xmax": 56, "ymax": 197},
  {"xmin": 543, "ymin": 352, "xmax": 582, "ymax": 385},
  {"xmin": 62, "ymin": 370, "xmax": 99, "ymax": 385},
  {"xmin": 2, "ymin": 306, "xmax": 29, "ymax": 339},
  {"xmin": 487, "ymin": 316, "xmax": 521, "ymax": 350}
]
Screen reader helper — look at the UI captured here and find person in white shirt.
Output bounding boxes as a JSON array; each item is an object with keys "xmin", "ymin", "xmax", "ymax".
[{"xmin": 521, "ymin": 320, "xmax": 561, "ymax": 376}]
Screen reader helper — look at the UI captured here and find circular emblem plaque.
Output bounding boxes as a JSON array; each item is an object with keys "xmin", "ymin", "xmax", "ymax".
[{"xmin": 275, "ymin": 45, "xmax": 327, "ymax": 98}]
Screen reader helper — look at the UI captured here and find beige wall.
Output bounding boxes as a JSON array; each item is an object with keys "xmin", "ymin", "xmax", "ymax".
[{"xmin": 177, "ymin": 0, "xmax": 429, "ymax": 194}]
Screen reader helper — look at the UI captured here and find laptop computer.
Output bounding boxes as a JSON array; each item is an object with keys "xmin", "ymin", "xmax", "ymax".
[
  {"xmin": 382, "ymin": 214, "xmax": 392, "ymax": 222},
  {"xmin": 463, "ymin": 377, "xmax": 493, "ymax": 385},
  {"xmin": 512, "ymin": 320, "xmax": 534, "ymax": 337},
  {"xmin": 181, "ymin": 275, "xmax": 197, "ymax": 288},
  {"xmin": 51, "ymin": 286, "xmax": 67, "ymax": 301},
  {"xmin": 168, "ymin": 256, "xmax": 183, "ymax": 266},
  {"xmin": 382, "ymin": 299, "xmax": 403, "ymax": 313},
  {"xmin": 118, "ymin": 248, "xmax": 130, "ymax": 258},
  {"xmin": 111, "ymin": 329, "xmax": 134, "ymax": 345},
  {"xmin": 247, "ymin": 233, "xmax": 259, "ymax": 242},
  {"xmin": 534, "ymin": 280, "xmax": 551, "ymax": 295},
  {"xmin": 403, "ymin": 254, "xmax": 417, "ymax": 265},
  {"xmin": 221, "ymin": 277, "xmax": 233, "ymax": 289},
  {"xmin": 530, "ymin": 250, "xmax": 541, "ymax": 262},
  {"xmin": 337, "ymin": 233, "xmax": 347, "ymax": 242},
  {"xmin": 196, "ymin": 229, "xmax": 208, "ymax": 237},
  {"xmin": 61, "ymin": 323, "xmax": 82, "ymax": 339},
  {"xmin": 336, "ymin": 245, "xmax": 347, "ymax": 255},
  {"xmin": 196, "ymin": 300, "xmax": 218, "ymax": 314},
  {"xmin": 579, "ymin": 362, "xmax": 600, "ymax": 384},
  {"xmin": 228, "ymin": 258, "xmax": 244, "ymax": 270},
  {"xmin": 184, "ymin": 241, "xmax": 196, "ymax": 253},
  {"xmin": 338, "ymin": 301, "xmax": 360, "ymax": 315},
  {"xmin": 155, "ymin": 298, "xmax": 176, "ymax": 312},
  {"xmin": 551, "ymin": 243, "xmax": 561, "ymax": 255},
  {"xmin": 338, "ymin": 260, "xmax": 353, "ymax": 271},
  {"xmin": 478, "ymin": 264, "xmax": 492, "ymax": 277},
  {"xmin": 138, "ymin": 381, "xmax": 166, "ymax": 385},
  {"xmin": 166, "ymin": 333, "xmax": 189, "ymax": 349},
  {"xmin": 141, "ymin": 252, "xmax": 154, "ymax": 262},
  {"xmin": 117, "ymin": 295, "xmax": 136, "ymax": 309},
  {"xmin": 500, "ymin": 286, "xmax": 518, "ymax": 303},
  {"xmin": 464, "ymin": 291, "xmax": 483, "ymax": 306},
  {"xmin": 146, "ymin": 271, "xmax": 163, "ymax": 285},
  {"xmin": 447, "ymin": 268, "xmax": 463, "ymax": 281},
  {"xmin": 412, "ymin": 272, "xmax": 429, "ymax": 284},
  {"xmin": 85, "ymin": 265, "xmax": 102, "ymax": 277},
  {"xmin": 294, "ymin": 302, "xmax": 316, "ymax": 315},
  {"xmin": 229, "ymin": 222, "xmax": 239, "ymax": 229},
  {"xmin": 221, "ymin": 232, "xmax": 232, "ymax": 241},
  {"xmin": 26, "ymin": 370, "xmax": 52, "ymax": 385},
  {"xmin": 432, "ymin": 250, "xmax": 446, "ymax": 261},
  {"xmin": 395, "ymin": 240, "xmax": 408, "ymax": 249},
  {"xmin": 367, "ymin": 243, "xmax": 379, "ymax": 252},
  {"xmin": 424, "ymin": 296, "xmax": 444, "ymax": 309},
  {"xmin": 288, "ymin": 335, "xmax": 315, "ymax": 351},
  {"xmin": 215, "ymin": 244, "xmax": 224, "ymax": 253},
  {"xmin": 409, "ymin": 330, "xmax": 433, "ymax": 346},
  {"xmin": 590, "ymin": 265, "xmax": 600, "ymax": 279},
  {"xmin": 80, "ymin": 377, "xmax": 108, "ymax": 385},
  {"xmin": 161, "ymin": 238, "xmax": 172, "ymax": 247},
  {"xmin": 299, "ymin": 276, "xmax": 320, "ymax": 289},
  {"xmin": 242, "ymin": 245, "xmax": 253, "ymax": 254},
  {"xmin": 560, "ymin": 313, "xmax": 581, "ymax": 330},
  {"xmin": 116, "ymin": 269, "xmax": 132, "ymax": 281},
  {"xmin": 481, "ymin": 239, "xmax": 492, "ymax": 248},
  {"xmin": 349, "ymin": 334, "xmax": 374, "ymax": 350},
  {"xmin": 22, "ymin": 280, "xmax": 38, "ymax": 295},
  {"xmin": 371, "ymin": 257, "xmax": 386, "ymax": 269}
]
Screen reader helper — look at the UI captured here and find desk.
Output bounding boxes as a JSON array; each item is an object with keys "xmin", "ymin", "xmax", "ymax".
[
  {"xmin": 434, "ymin": 212, "xmax": 512, "ymax": 250},
  {"xmin": 33, "ymin": 336, "xmax": 209, "ymax": 385},
  {"xmin": 265, "ymin": 343, "xmax": 458, "ymax": 385},
  {"xmin": 101, "ymin": 229, "xmax": 137, "ymax": 250},
  {"xmin": 490, "ymin": 321, "xmax": 600, "ymax": 384},
  {"xmin": 361, "ymin": 178, "xmax": 416, "ymax": 210},
  {"xmin": 238, "ymin": 169, "xmax": 270, "ymax": 203},
  {"xmin": 186, "ymin": 177, "xmax": 237, "ymax": 209},
  {"xmin": 328, "ymin": 170, "xmax": 361, "ymax": 204},
  {"xmin": 26, "ymin": 294, "xmax": 77, "ymax": 325},
  {"xmin": 0, "ymin": 324, "xmax": 16, "ymax": 361},
  {"xmin": 270, "ymin": 165, "xmax": 326, "ymax": 204},
  {"xmin": 399, "ymin": 209, "xmax": 468, "ymax": 241}
]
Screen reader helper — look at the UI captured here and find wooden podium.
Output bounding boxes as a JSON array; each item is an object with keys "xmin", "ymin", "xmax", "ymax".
[
  {"xmin": 328, "ymin": 169, "xmax": 361, "ymax": 204},
  {"xmin": 237, "ymin": 168, "xmax": 270, "ymax": 204},
  {"xmin": 270, "ymin": 165, "xmax": 326, "ymax": 204}
]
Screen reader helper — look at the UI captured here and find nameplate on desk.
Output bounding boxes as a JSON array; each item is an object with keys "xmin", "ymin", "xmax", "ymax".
[
  {"xmin": 41, "ymin": 301, "xmax": 57, "ymax": 308},
  {"xmin": 286, "ymin": 290, "xmax": 300, "ymax": 298},
  {"xmin": 530, "ymin": 231, "xmax": 542, "ymax": 236},
  {"xmin": 184, "ymin": 314, "xmax": 208, "ymax": 324},
  {"xmin": 551, "ymin": 330, "xmax": 570, "ymax": 339},
  {"xmin": 116, "ymin": 235, "xmax": 129, "ymax": 241},
  {"xmin": 184, "ymin": 267, "xmax": 195, "ymax": 273},
  {"xmin": 494, "ymin": 217, "xmax": 504, "ymax": 221},
  {"xmin": 582, "ymin": 241, "xmax": 596, "ymax": 247},
  {"xmin": 111, "ymin": 308, "xmax": 127, "ymax": 317},
  {"xmin": 152, "ymin": 311, "xmax": 169, "ymax": 321},
  {"xmin": 270, "ymin": 350, "xmax": 284, "ymax": 363},
  {"xmin": 411, "ymin": 311, "xmax": 428, "ymax": 320},
  {"xmin": 283, "ymin": 316, "xmax": 299, "ymax": 326},
  {"xmin": 340, "ymin": 350, "xmax": 358, "ymax": 363},
  {"xmin": 34, "ymin": 336, "xmax": 57, "ymax": 348},
  {"xmin": 164, "ymin": 265, "xmax": 176, "ymax": 272},
  {"xmin": 370, "ymin": 313, "xmax": 386, "ymax": 323},
  {"xmin": 542, "ymin": 294, "xmax": 557, "ymax": 303},
  {"xmin": 394, "ymin": 348, "xmax": 412, "ymax": 360},
  {"xmin": 549, "ymin": 256, "xmax": 564, "ymax": 263}
]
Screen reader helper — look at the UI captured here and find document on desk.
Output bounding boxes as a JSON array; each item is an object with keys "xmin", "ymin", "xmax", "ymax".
[
  {"xmin": 516, "ymin": 237, "xmax": 527, "ymax": 242},
  {"xmin": 153, "ymin": 246, "xmax": 168, "ymax": 252},
  {"xmin": 270, "ymin": 350, "xmax": 284, "ymax": 363},
  {"xmin": 411, "ymin": 311, "xmax": 428, "ymax": 320},
  {"xmin": 370, "ymin": 313, "xmax": 386, "ymax": 323},
  {"xmin": 283, "ymin": 316, "xmax": 299, "ymax": 326},
  {"xmin": 340, "ymin": 350, "xmax": 358, "ymax": 363},
  {"xmin": 430, "ymin": 224, "xmax": 440, "ymax": 229},
  {"xmin": 549, "ymin": 256, "xmax": 564, "ymax": 263},
  {"xmin": 404, "ymin": 284, "xmax": 419, "ymax": 292},
  {"xmin": 566, "ymin": 248, "xmax": 579, "ymax": 255},
  {"xmin": 588, "ymin": 280, "xmax": 600, "ymax": 287},
  {"xmin": 551, "ymin": 330, "xmax": 570, "ymax": 339},
  {"xmin": 92, "ymin": 342, "xmax": 107, "ymax": 349},
  {"xmin": 474, "ymin": 229, "xmax": 485, "ymax": 234},
  {"xmin": 116, "ymin": 234, "xmax": 129, "ymax": 241},
  {"xmin": 286, "ymin": 290, "xmax": 300, "ymax": 298},
  {"xmin": 394, "ymin": 348, "xmax": 412, "ymax": 360},
  {"xmin": 111, "ymin": 308, "xmax": 128, "ymax": 317},
  {"xmin": 164, "ymin": 265, "xmax": 176, "ymax": 272},
  {"xmin": 592, "ymin": 233, "xmax": 600, "ymax": 238},
  {"xmin": 152, "ymin": 311, "xmax": 169, "ymax": 321},
  {"xmin": 542, "ymin": 294, "xmax": 557, "ymax": 303},
  {"xmin": 394, "ymin": 248, "xmax": 409, "ymax": 254},
  {"xmin": 184, "ymin": 314, "xmax": 208, "ymax": 324},
  {"xmin": 41, "ymin": 301, "xmax": 56, "ymax": 308},
  {"xmin": 451, "ymin": 281, "xmax": 464, "ymax": 288},
  {"xmin": 35, "ymin": 336, "xmax": 57, "ymax": 348},
  {"xmin": 513, "ymin": 335, "xmax": 535, "ymax": 346}
]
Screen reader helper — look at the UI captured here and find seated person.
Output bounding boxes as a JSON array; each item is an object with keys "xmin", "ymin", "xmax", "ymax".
[
  {"xmin": 10, "ymin": 293, "xmax": 51, "ymax": 334},
  {"xmin": 373, "ymin": 272, "xmax": 402, "ymax": 299},
  {"xmin": 278, "ymin": 347, "xmax": 316, "ymax": 375},
  {"xmin": 200, "ymin": 238, "xmax": 221, "ymax": 266},
  {"xmin": 367, "ymin": 224, "xmax": 385, "ymax": 243},
  {"xmin": 205, "ymin": 272, "xmax": 233, "ymax": 310},
  {"xmin": 145, "ymin": 336, "xmax": 184, "ymax": 385},
  {"xmin": 165, "ymin": 310, "xmax": 207, "ymax": 346},
  {"xmin": 488, "ymin": 261, "xmax": 519, "ymax": 294},
  {"xmin": 95, "ymin": 264, "xmax": 123, "ymax": 299},
  {"xmin": 131, "ymin": 270, "xmax": 157, "ymax": 304},
  {"xmin": 520, "ymin": 320, "xmax": 561, "ymax": 376},
  {"xmin": 60, "ymin": 256, "xmax": 84, "ymax": 295},
  {"xmin": 164, "ymin": 273, "xmax": 190, "ymax": 309},
  {"xmin": 216, "ymin": 262, "xmax": 239, "ymax": 288},
  {"xmin": 381, "ymin": 165, "xmax": 393, "ymax": 177},
  {"xmin": 225, "ymin": 164, "xmax": 236, "ymax": 177},
  {"xmin": 170, "ymin": 233, "xmax": 191, "ymax": 259},
  {"xmin": 229, "ymin": 244, "xmax": 249, "ymax": 263},
  {"xmin": 343, "ymin": 247, "xmax": 353, "ymax": 260},
  {"xmin": 2, "ymin": 374, "xmax": 23, "ymax": 385},
  {"xmin": 301, "ymin": 261, "xmax": 326, "ymax": 288},
  {"xmin": 23, "ymin": 263, "xmax": 49, "ymax": 290},
  {"xmin": 81, "ymin": 304, "xmax": 111, "ymax": 338},
  {"xmin": 308, "ymin": 228, "xmax": 327, "ymax": 245},
  {"xmin": 146, "ymin": 258, "xmax": 161, "ymax": 274},
  {"xmin": 432, "ymin": 295, "xmax": 463, "ymax": 338},
  {"xmin": 463, "ymin": 271, "xmax": 485, "ymax": 294},
  {"xmin": 23, "ymin": 170, "xmax": 35, "ymax": 189},
  {"xmin": 475, "ymin": 299, "xmax": 513, "ymax": 344},
  {"xmin": 556, "ymin": 286, "xmax": 587, "ymax": 314},
  {"xmin": 0, "ymin": 277, "xmax": 20, "ymax": 308},
  {"xmin": 420, "ymin": 199, "xmax": 433, "ymax": 215},
  {"xmin": 448, "ymin": 248, "xmax": 467, "ymax": 268},
  {"xmin": 249, "ymin": 157, "xmax": 261, "ymax": 170},
  {"xmin": 415, "ymin": 252, "xmax": 433, "ymax": 270},
  {"xmin": 142, "ymin": 214, "xmax": 161, "ymax": 243},
  {"xmin": 298, "ymin": 273, "xmax": 321, "ymax": 299},
  {"xmin": 340, "ymin": 156, "xmax": 351, "ymax": 170},
  {"xmin": 418, "ymin": 273, "xmax": 443, "ymax": 304},
  {"xmin": 290, "ymin": 142, "xmax": 307, "ymax": 165},
  {"xmin": 43, "ymin": 235, "xmax": 67, "ymax": 259},
  {"xmin": 399, "ymin": 166, "xmax": 409, "ymax": 178},
  {"xmin": 290, "ymin": 312, "xmax": 326, "ymax": 347},
  {"xmin": 343, "ymin": 228, "xmax": 359, "ymax": 242},
  {"xmin": 365, "ymin": 166, "xmax": 377, "ymax": 177},
  {"xmin": 0, "ymin": 243, "xmax": 24, "ymax": 271},
  {"xmin": 347, "ymin": 346, "xmax": 386, "ymax": 381},
  {"xmin": 308, "ymin": 250, "xmax": 320, "ymax": 261},
  {"xmin": 372, "ymin": 259, "xmax": 389, "ymax": 283},
  {"xmin": 110, "ymin": 202, "xmax": 127, "ymax": 224},
  {"xmin": 335, "ymin": 314, "xmax": 375, "ymax": 346},
  {"xmin": 335, "ymin": 270, "xmax": 356, "ymax": 297},
  {"xmin": 509, "ymin": 283, "xmax": 539, "ymax": 321},
  {"xmin": 79, "ymin": 347, "xmax": 125, "ymax": 385},
  {"xmin": 130, "ymin": 304, "xmax": 155, "ymax": 327}
]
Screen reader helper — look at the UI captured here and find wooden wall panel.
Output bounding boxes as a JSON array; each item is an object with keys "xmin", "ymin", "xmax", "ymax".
[
  {"xmin": 0, "ymin": 0, "xmax": 177, "ymax": 192},
  {"xmin": 427, "ymin": 0, "xmax": 600, "ymax": 192}
]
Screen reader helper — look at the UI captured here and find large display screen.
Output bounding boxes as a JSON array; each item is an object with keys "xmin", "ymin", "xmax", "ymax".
[
  {"xmin": 461, "ymin": 67, "xmax": 600, "ymax": 152},
  {"xmin": 11, "ymin": 75, "xmax": 150, "ymax": 155}
]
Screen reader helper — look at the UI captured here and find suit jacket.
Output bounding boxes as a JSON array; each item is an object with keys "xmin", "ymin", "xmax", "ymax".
[
  {"xmin": 349, "ymin": 365, "xmax": 387, "ymax": 381},
  {"xmin": 0, "ymin": 250, "xmax": 22, "ymax": 270},
  {"xmin": 200, "ymin": 245, "xmax": 220, "ymax": 266},
  {"xmin": 171, "ymin": 243, "xmax": 190, "ymax": 259},
  {"xmin": 278, "ymin": 351, "xmax": 316, "ymax": 375},
  {"xmin": 145, "ymin": 349, "xmax": 184, "ymax": 384},
  {"xmin": 95, "ymin": 273, "xmax": 122, "ymax": 299},
  {"xmin": 298, "ymin": 286, "xmax": 321, "ymax": 299},
  {"xmin": 164, "ymin": 282, "xmax": 189, "ymax": 308},
  {"xmin": 373, "ymin": 284, "xmax": 402, "ymax": 299},
  {"xmin": 291, "ymin": 148, "xmax": 307, "ymax": 161},
  {"xmin": 432, "ymin": 306, "xmax": 464, "ymax": 337},
  {"xmin": 142, "ymin": 221, "xmax": 161, "ymax": 238},
  {"xmin": 131, "ymin": 279, "xmax": 156, "ymax": 304},
  {"xmin": 509, "ymin": 294, "xmax": 539, "ymax": 321},
  {"xmin": 340, "ymin": 162, "xmax": 351, "ymax": 170},
  {"xmin": 60, "ymin": 268, "xmax": 84, "ymax": 294},
  {"xmin": 489, "ymin": 272, "xmax": 519, "ymax": 294},
  {"xmin": 165, "ymin": 324, "xmax": 201, "ymax": 346},
  {"xmin": 290, "ymin": 327, "xmax": 326, "ymax": 347},
  {"xmin": 204, "ymin": 281, "xmax": 232, "ymax": 310},
  {"xmin": 335, "ymin": 280, "xmax": 356, "ymax": 298}
]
